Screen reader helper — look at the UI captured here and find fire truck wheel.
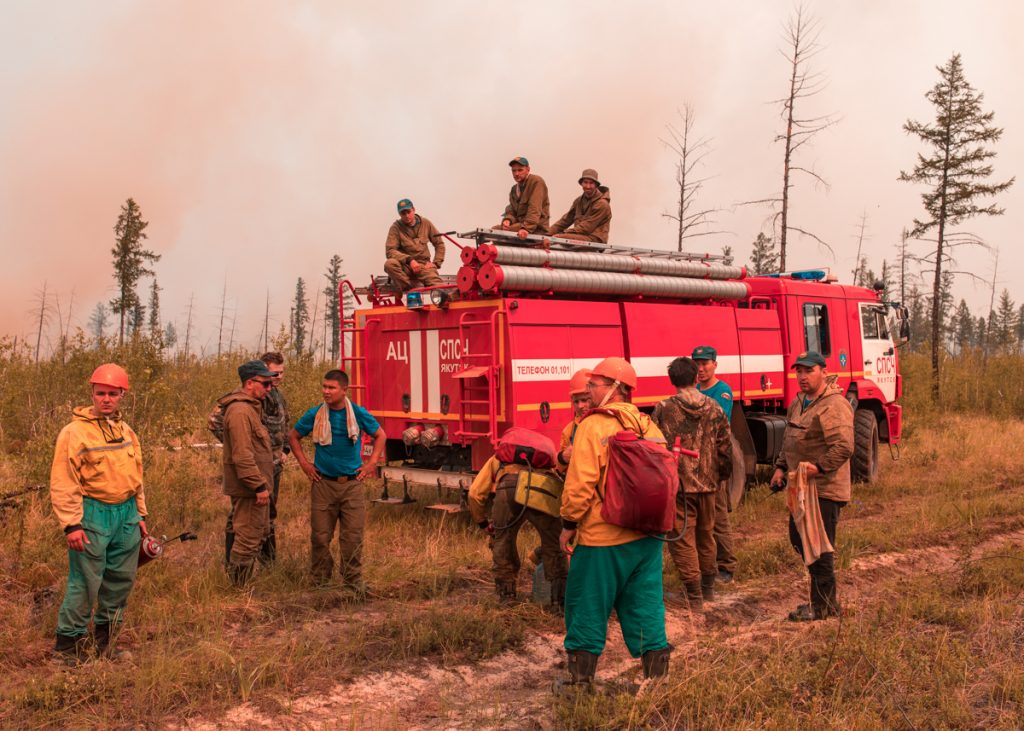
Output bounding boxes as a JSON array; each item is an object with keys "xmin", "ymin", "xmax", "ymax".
[{"xmin": 852, "ymin": 409, "xmax": 880, "ymax": 484}]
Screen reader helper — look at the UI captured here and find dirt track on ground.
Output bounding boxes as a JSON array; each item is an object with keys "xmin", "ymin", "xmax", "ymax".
[{"xmin": 181, "ymin": 525, "xmax": 1024, "ymax": 730}]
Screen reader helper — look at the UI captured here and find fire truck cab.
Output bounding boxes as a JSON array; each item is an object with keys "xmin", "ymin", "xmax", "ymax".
[{"xmin": 343, "ymin": 230, "xmax": 905, "ymax": 509}]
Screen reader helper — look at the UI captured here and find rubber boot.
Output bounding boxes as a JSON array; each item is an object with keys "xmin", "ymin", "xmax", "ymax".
[
  {"xmin": 495, "ymin": 579, "xmax": 517, "ymax": 604},
  {"xmin": 54, "ymin": 633, "xmax": 88, "ymax": 664},
  {"xmin": 701, "ymin": 574, "xmax": 716, "ymax": 601},
  {"xmin": 683, "ymin": 580, "xmax": 704, "ymax": 612},
  {"xmin": 548, "ymin": 578, "xmax": 566, "ymax": 615},
  {"xmin": 641, "ymin": 645, "xmax": 672, "ymax": 679},
  {"xmin": 229, "ymin": 561, "xmax": 254, "ymax": 587},
  {"xmin": 259, "ymin": 530, "xmax": 276, "ymax": 565},
  {"xmin": 567, "ymin": 650, "xmax": 599, "ymax": 685},
  {"xmin": 225, "ymin": 531, "xmax": 235, "ymax": 566}
]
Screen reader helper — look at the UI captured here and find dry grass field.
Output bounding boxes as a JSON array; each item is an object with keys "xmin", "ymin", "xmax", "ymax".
[{"xmin": 2, "ymin": 347, "xmax": 1024, "ymax": 729}]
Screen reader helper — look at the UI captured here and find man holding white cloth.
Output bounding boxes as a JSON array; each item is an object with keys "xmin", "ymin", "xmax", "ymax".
[{"xmin": 289, "ymin": 369, "xmax": 386, "ymax": 593}]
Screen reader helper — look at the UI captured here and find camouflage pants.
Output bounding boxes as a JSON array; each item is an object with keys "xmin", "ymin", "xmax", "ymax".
[{"xmin": 491, "ymin": 484, "xmax": 566, "ymax": 594}]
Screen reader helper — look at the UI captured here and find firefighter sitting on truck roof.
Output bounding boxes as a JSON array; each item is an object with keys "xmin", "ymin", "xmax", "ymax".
[
  {"xmin": 384, "ymin": 198, "xmax": 445, "ymax": 292},
  {"xmin": 653, "ymin": 357, "xmax": 732, "ymax": 613},
  {"xmin": 770, "ymin": 351, "xmax": 854, "ymax": 622},
  {"xmin": 693, "ymin": 345, "xmax": 738, "ymax": 585},
  {"xmin": 468, "ymin": 432, "xmax": 567, "ymax": 612},
  {"xmin": 547, "ymin": 169, "xmax": 612, "ymax": 244},
  {"xmin": 558, "ymin": 357, "xmax": 672, "ymax": 688},
  {"xmin": 495, "ymin": 156, "xmax": 550, "ymax": 239}
]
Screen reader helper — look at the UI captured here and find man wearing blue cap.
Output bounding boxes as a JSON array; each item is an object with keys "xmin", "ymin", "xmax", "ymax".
[
  {"xmin": 693, "ymin": 345, "xmax": 738, "ymax": 584},
  {"xmin": 497, "ymin": 156, "xmax": 549, "ymax": 239},
  {"xmin": 384, "ymin": 199, "xmax": 445, "ymax": 291},
  {"xmin": 219, "ymin": 359, "xmax": 277, "ymax": 586}
]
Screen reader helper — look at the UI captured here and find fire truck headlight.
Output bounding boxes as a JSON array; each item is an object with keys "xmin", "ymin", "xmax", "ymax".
[{"xmin": 430, "ymin": 288, "xmax": 451, "ymax": 308}]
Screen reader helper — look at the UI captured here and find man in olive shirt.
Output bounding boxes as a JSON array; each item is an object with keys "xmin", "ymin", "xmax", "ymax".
[
  {"xmin": 693, "ymin": 345, "xmax": 738, "ymax": 584},
  {"xmin": 497, "ymin": 156, "xmax": 549, "ymax": 239},
  {"xmin": 548, "ymin": 169, "xmax": 612, "ymax": 243},
  {"xmin": 770, "ymin": 351, "xmax": 854, "ymax": 621},
  {"xmin": 384, "ymin": 198, "xmax": 444, "ymax": 291}
]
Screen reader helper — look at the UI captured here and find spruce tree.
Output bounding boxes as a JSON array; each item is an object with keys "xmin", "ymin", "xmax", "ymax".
[
  {"xmin": 88, "ymin": 302, "xmax": 110, "ymax": 341},
  {"xmin": 109, "ymin": 198, "xmax": 160, "ymax": 346},
  {"xmin": 951, "ymin": 299, "xmax": 974, "ymax": 354},
  {"xmin": 291, "ymin": 278, "xmax": 310, "ymax": 356},
  {"xmin": 323, "ymin": 255, "xmax": 343, "ymax": 362},
  {"xmin": 993, "ymin": 289, "xmax": 1018, "ymax": 353},
  {"xmin": 899, "ymin": 54, "xmax": 1015, "ymax": 399},
  {"xmin": 148, "ymin": 278, "xmax": 162, "ymax": 342},
  {"xmin": 748, "ymin": 233, "xmax": 779, "ymax": 275}
]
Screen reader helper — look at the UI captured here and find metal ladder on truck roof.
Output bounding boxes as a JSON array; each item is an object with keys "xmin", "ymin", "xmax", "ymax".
[
  {"xmin": 338, "ymin": 280, "xmax": 371, "ymax": 405},
  {"xmin": 459, "ymin": 227, "xmax": 732, "ymax": 263}
]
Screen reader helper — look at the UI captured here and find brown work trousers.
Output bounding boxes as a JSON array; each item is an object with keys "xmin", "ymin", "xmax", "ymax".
[
  {"xmin": 383, "ymin": 258, "xmax": 442, "ymax": 291},
  {"xmin": 667, "ymin": 492, "xmax": 717, "ymax": 583},
  {"xmin": 491, "ymin": 485, "xmax": 566, "ymax": 592},
  {"xmin": 229, "ymin": 496, "xmax": 270, "ymax": 569},
  {"xmin": 310, "ymin": 476, "xmax": 366, "ymax": 585},
  {"xmin": 715, "ymin": 481, "xmax": 737, "ymax": 573}
]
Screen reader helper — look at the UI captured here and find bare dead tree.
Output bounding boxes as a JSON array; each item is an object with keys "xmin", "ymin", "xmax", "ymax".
[
  {"xmin": 308, "ymin": 285, "xmax": 321, "ymax": 358},
  {"xmin": 183, "ymin": 293, "xmax": 195, "ymax": 362},
  {"xmin": 983, "ymin": 247, "xmax": 999, "ymax": 361},
  {"xmin": 216, "ymin": 277, "xmax": 228, "ymax": 358},
  {"xmin": 659, "ymin": 105, "xmax": 723, "ymax": 252},
  {"xmin": 32, "ymin": 282, "xmax": 50, "ymax": 364},
  {"xmin": 851, "ymin": 211, "xmax": 870, "ymax": 285},
  {"xmin": 263, "ymin": 290, "xmax": 270, "ymax": 354},
  {"xmin": 741, "ymin": 5, "xmax": 837, "ymax": 270}
]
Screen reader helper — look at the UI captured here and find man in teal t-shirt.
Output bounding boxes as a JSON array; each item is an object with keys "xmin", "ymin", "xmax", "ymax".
[
  {"xmin": 693, "ymin": 346, "xmax": 738, "ymax": 584},
  {"xmin": 289, "ymin": 369, "xmax": 386, "ymax": 591}
]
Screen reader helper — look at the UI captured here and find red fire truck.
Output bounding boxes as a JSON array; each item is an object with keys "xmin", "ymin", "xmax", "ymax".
[{"xmin": 342, "ymin": 229, "xmax": 906, "ymax": 509}]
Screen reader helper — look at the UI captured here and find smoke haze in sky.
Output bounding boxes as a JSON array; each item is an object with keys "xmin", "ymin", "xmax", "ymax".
[{"xmin": 1, "ymin": 1, "xmax": 1021, "ymax": 353}]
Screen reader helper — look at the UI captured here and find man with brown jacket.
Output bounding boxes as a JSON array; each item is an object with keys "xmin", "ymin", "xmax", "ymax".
[
  {"xmin": 220, "ymin": 360, "xmax": 276, "ymax": 586},
  {"xmin": 498, "ymin": 156, "xmax": 550, "ymax": 239},
  {"xmin": 384, "ymin": 198, "xmax": 445, "ymax": 291},
  {"xmin": 653, "ymin": 357, "xmax": 732, "ymax": 612},
  {"xmin": 770, "ymin": 351, "xmax": 854, "ymax": 621},
  {"xmin": 548, "ymin": 169, "xmax": 612, "ymax": 243}
]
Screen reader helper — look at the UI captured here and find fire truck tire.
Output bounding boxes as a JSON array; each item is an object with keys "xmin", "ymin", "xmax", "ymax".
[{"xmin": 852, "ymin": 409, "xmax": 880, "ymax": 483}]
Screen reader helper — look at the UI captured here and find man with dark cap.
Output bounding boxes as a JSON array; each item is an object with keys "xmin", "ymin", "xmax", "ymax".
[
  {"xmin": 219, "ymin": 359, "xmax": 276, "ymax": 586},
  {"xmin": 498, "ymin": 156, "xmax": 550, "ymax": 239},
  {"xmin": 693, "ymin": 345, "xmax": 738, "ymax": 584},
  {"xmin": 384, "ymin": 198, "xmax": 445, "ymax": 291},
  {"xmin": 770, "ymin": 351, "xmax": 854, "ymax": 621},
  {"xmin": 548, "ymin": 169, "xmax": 612, "ymax": 243}
]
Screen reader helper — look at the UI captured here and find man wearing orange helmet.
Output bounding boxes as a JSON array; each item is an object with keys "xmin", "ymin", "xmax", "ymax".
[
  {"xmin": 558, "ymin": 357, "xmax": 672, "ymax": 688},
  {"xmin": 556, "ymin": 368, "xmax": 593, "ymax": 471},
  {"xmin": 50, "ymin": 363, "xmax": 149, "ymax": 662}
]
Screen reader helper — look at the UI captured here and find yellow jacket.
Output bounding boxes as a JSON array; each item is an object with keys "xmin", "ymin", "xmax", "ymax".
[
  {"xmin": 467, "ymin": 456, "xmax": 525, "ymax": 524},
  {"xmin": 555, "ymin": 416, "xmax": 583, "ymax": 475},
  {"xmin": 561, "ymin": 402, "xmax": 666, "ymax": 547},
  {"xmin": 50, "ymin": 407, "xmax": 147, "ymax": 531}
]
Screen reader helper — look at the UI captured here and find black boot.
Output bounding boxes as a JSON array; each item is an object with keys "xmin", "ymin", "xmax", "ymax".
[
  {"xmin": 259, "ymin": 530, "xmax": 276, "ymax": 565},
  {"xmin": 701, "ymin": 574, "xmax": 716, "ymax": 601},
  {"xmin": 641, "ymin": 645, "xmax": 672, "ymax": 679},
  {"xmin": 683, "ymin": 580, "xmax": 704, "ymax": 612},
  {"xmin": 225, "ymin": 531, "xmax": 235, "ymax": 566},
  {"xmin": 54, "ymin": 633, "xmax": 88, "ymax": 664},
  {"xmin": 94, "ymin": 623, "xmax": 111, "ymax": 656}
]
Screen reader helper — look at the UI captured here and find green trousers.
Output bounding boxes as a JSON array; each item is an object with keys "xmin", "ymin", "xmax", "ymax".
[
  {"xmin": 57, "ymin": 497, "xmax": 141, "ymax": 637},
  {"xmin": 564, "ymin": 537, "xmax": 668, "ymax": 657}
]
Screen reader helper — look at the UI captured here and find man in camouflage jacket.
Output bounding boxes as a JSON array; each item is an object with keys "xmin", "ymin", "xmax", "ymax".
[{"xmin": 653, "ymin": 357, "xmax": 732, "ymax": 611}]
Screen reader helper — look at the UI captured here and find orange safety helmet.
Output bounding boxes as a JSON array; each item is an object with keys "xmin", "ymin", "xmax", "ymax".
[
  {"xmin": 590, "ymin": 357, "xmax": 637, "ymax": 389},
  {"xmin": 568, "ymin": 368, "xmax": 592, "ymax": 396},
  {"xmin": 89, "ymin": 363, "xmax": 130, "ymax": 390}
]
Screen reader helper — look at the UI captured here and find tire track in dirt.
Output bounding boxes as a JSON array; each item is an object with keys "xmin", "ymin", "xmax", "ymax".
[{"xmin": 181, "ymin": 526, "xmax": 1024, "ymax": 730}]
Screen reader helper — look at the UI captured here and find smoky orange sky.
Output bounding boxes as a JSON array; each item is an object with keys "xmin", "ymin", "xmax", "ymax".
[{"xmin": 2, "ymin": 1, "xmax": 1021, "ymax": 353}]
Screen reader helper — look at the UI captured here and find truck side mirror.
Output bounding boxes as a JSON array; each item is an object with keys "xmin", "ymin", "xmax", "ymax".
[{"xmin": 889, "ymin": 305, "xmax": 911, "ymax": 347}]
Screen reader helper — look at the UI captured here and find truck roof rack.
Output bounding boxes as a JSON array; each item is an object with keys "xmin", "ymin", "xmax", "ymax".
[{"xmin": 459, "ymin": 228, "xmax": 731, "ymax": 263}]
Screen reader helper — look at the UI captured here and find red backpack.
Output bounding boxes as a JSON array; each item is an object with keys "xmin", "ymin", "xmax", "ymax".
[
  {"xmin": 586, "ymin": 408, "xmax": 684, "ymax": 534},
  {"xmin": 494, "ymin": 427, "xmax": 558, "ymax": 469}
]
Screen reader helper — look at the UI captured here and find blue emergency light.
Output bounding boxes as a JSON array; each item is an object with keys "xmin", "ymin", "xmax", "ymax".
[
  {"xmin": 405, "ymin": 291, "xmax": 424, "ymax": 308},
  {"xmin": 763, "ymin": 269, "xmax": 828, "ymax": 281}
]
